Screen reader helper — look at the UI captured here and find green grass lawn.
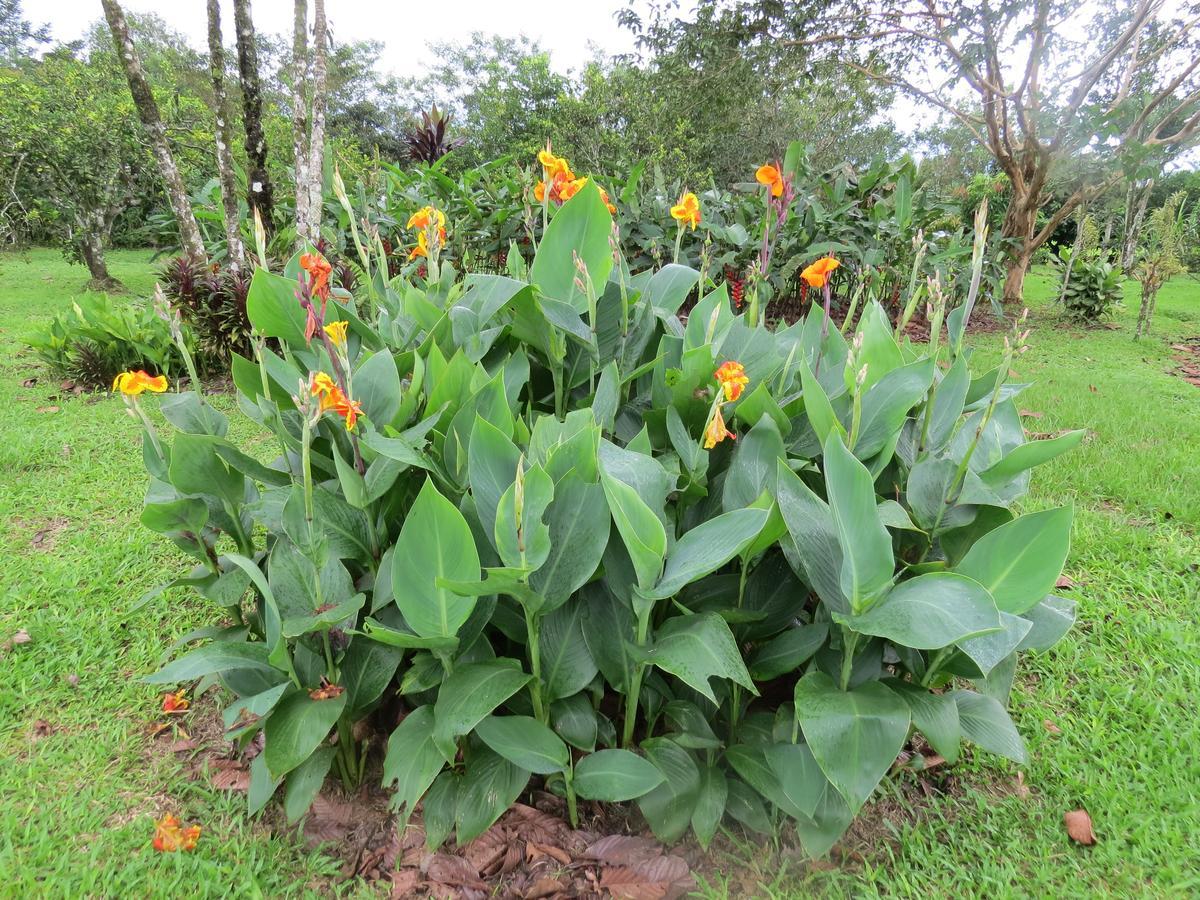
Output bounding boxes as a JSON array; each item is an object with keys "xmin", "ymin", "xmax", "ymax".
[{"xmin": 1, "ymin": 248, "xmax": 1198, "ymax": 897}]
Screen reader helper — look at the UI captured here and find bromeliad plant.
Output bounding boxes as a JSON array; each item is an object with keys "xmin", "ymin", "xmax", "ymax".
[{"xmin": 132, "ymin": 178, "xmax": 1080, "ymax": 857}]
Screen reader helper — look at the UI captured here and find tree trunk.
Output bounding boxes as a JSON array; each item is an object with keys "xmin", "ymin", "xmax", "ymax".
[
  {"xmin": 291, "ymin": 0, "xmax": 310, "ymax": 244},
  {"xmin": 206, "ymin": 0, "xmax": 245, "ymax": 272},
  {"xmin": 1121, "ymin": 179, "xmax": 1154, "ymax": 272},
  {"xmin": 304, "ymin": 0, "xmax": 329, "ymax": 245},
  {"xmin": 233, "ymin": 0, "xmax": 275, "ymax": 231},
  {"xmin": 79, "ymin": 228, "xmax": 122, "ymax": 292},
  {"xmin": 1000, "ymin": 187, "xmax": 1040, "ymax": 307},
  {"xmin": 1056, "ymin": 205, "xmax": 1087, "ymax": 305},
  {"xmin": 100, "ymin": 0, "xmax": 207, "ymax": 267},
  {"xmin": 1101, "ymin": 215, "xmax": 1114, "ymax": 251}
]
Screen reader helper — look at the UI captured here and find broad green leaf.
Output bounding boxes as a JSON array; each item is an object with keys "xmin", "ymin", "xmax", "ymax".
[
  {"xmin": 432, "ymin": 662, "xmax": 531, "ymax": 761},
  {"xmin": 637, "ymin": 737, "xmax": 701, "ymax": 842},
  {"xmin": 774, "ymin": 461, "xmax": 847, "ymax": 614},
  {"xmin": 649, "ymin": 612, "xmax": 757, "ymax": 703},
  {"xmin": 359, "ymin": 617, "xmax": 458, "ymax": 651},
  {"xmin": 540, "ymin": 601, "xmax": 598, "ymax": 702},
  {"xmin": 392, "ymin": 479, "xmax": 481, "ymax": 638},
  {"xmin": 643, "ymin": 263, "xmax": 700, "ymax": 317},
  {"xmin": 644, "ymin": 507, "xmax": 769, "ymax": 600},
  {"xmin": 724, "ymin": 779, "xmax": 773, "ymax": 833},
  {"xmin": 852, "ymin": 301, "xmax": 903, "ymax": 390},
  {"xmin": 824, "ymin": 432, "xmax": 893, "ymax": 612},
  {"xmin": 382, "ymin": 706, "xmax": 445, "ymax": 817},
  {"xmin": 723, "ymin": 416, "xmax": 785, "ymax": 512},
  {"xmin": 601, "ymin": 471, "xmax": 665, "ymax": 590},
  {"xmin": 475, "ymin": 716, "xmax": 569, "ymax": 774},
  {"xmin": 767, "ymin": 741, "xmax": 829, "ymax": 820},
  {"xmin": 146, "ymin": 642, "xmax": 274, "ymax": 684},
  {"xmin": 663, "ymin": 700, "xmax": 721, "ymax": 750},
  {"xmin": 529, "ymin": 473, "xmax": 609, "ymax": 611},
  {"xmin": 692, "ymin": 766, "xmax": 728, "ymax": 850},
  {"xmin": 1017, "ymin": 594, "xmax": 1077, "ymax": 652},
  {"xmin": 248, "ymin": 753, "xmax": 282, "ymax": 816},
  {"xmin": 953, "ymin": 506, "xmax": 1072, "ymax": 614},
  {"xmin": 494, "ymin": 463, "xmax": 554, "ymax": 572},
  {"xmin": 885, "ymin": 679, "xmax": 961, "ymax": 763},
  {"xmin": 168, "ymin": 433, "xmax": 245, "ymax": 506},
  {"xmin": 354, "ymin": 350, "xmax": 401, "ymax": 427},
  {"xmin": 140, "ymin": 497, "xmax": 209, "ymax": 536},
  {"xmin": 793, "ymin": 671, "xmax": 910, "ymax": 813},
  {"xmin": 551, "ymin": 693, "xmax": 599, "ymax": 751},
  {"xmin": 927, "ymin": 356, "xmax": 970, "ymax": 451},
  {"xmin": 748, "ymin": 623, "xmax": 829, "ymax": 680},
  {"xmin": 800, "ymin": 357, "xmax": 845, "ymax": 446},
  {"xmin": 423, "ymin": 770, "xmax": 459, "ymax": 850},
  {"xmin": 284, "ymin": 746, "xmax": 335, "ymax": 823},
  {"xmin": 842, "ymin": 573, "xmax": 1001, "ymax": 649},
  {"xmin": 953, "ymin": 690, "xmax": 1028, "ymax": 763},
  {"xmin": 530, "ymin": 179, "xmax": 613, "ymax": 312},
  {"xmin": 246, "ymin": 267, "xmax": 307, "ymax": 345},
  {"xmin": 854, "ymin": 358, "xmax": 935, "ymax": 458},
  {"xmin": 340, "ymin": 638, "xmax": 403, "ymax": 714},
  {"xmin": 980, "ymin": 430, "xmax": 1085, "ymax": 485},
  {"xmin": 573, "ymin": 749, "xmax": 665, "ymax": 801},
  {"xmin": 455, "ymin": 748, "xmax": 529, "ymax": 844},
  {"xmin": 957, "ymin": 610, "xmax": 1032, "ymax": 675},
  {"xmin": 263, "ymin": 690, "xmax": 347, "ymax": 779}
]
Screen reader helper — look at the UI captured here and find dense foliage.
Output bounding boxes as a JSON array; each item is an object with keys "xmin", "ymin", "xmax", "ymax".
[{"xmin": 130, "ymin": 180, "xmax": 1079, "ymax": 856}]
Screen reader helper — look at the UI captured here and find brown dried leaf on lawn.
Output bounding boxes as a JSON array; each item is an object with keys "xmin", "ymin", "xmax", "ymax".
[
  {"xmin": 390, "ymin": 867, "xmax": 421, "ymax": 898},
  {"xmin": 1064, "ymin": 809, "xmax": 1096, "ymax": 845},
  {"xmin": 1019, "ymin": 409, "xmax": 1044, "ymax": 418},
  {"xmin": 32, "ymin": 719, "xmax": 55, "ymax": 739},
  {"xmin": 208, "ymin": 758, "xmax": 250, "ymax": 792},
  {"xmin": 523, "ymin": 876, "xmax": 565, "ymax": 899},
  {"xmin": 36, "ymin": 405, "xmax": 60, "ymax": 413},
  {"xmin": 1014, "ymin": 771, "xmax": 1031, "ymax": 799},
  {"xmin": 12, "ymin": 628, "xmax": 32, "ymax": 645},
  {"xmin": 462, "ymin": 824, "xmax": 509, "ymax": 876},
  {"xmin": 424, "ymin": 853, "xmax": 487, "ymax": 890},
  {"xmin": 583, "ymin": 834, "xmax": 664, "ymax": 866},
  {"xmin": 21, "ymin": 377, "xmax": 36, "ymax": 388},
  {"xmin": 1055, "ymin": 574, "xmax": 1075, "ymax": 589},
  {"xmin": 1043, "ymin": 719, "xmax": 1062, "ymax": 735},
  {"xmin": 600, "ymin": 855, "xmax": 694, "ymax": 900},
  {"xmin": 303, "ymin": 793, "xmax": 359, "ymax": 847}
]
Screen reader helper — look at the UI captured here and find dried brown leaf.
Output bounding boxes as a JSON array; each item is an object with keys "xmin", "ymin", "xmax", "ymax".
[
  {"xmin": 600, "ymin": 855, "xmax": 693, "ymax": 900},
  {"xmin": 1043, "ymin": 719, "xmax": 1062, "ymax": 735},
  {"xmin": 390, "ymin": 867, "xmax": 421, "ymax": 898},
  {"xmin": 523, "ymin": 876, "xmax": 565, "ymax": 899},
  {"xmin": 583, "ymin": 834, "xmax": 663, "ymax": 866},
  {"xmin": 11, "ymin": 629, "xmax": 31, "ymax": 646},
  {"xmin": 1064, "ymin": 809, "xmax": 1096, "ymax": 845},
  {"xmin": 425, "ymin": 854, "xmax": 486, "ymax": 890},
  {"xmin": 1055, "ymin": 574, "xmax": 1075, "ymax": 589}
]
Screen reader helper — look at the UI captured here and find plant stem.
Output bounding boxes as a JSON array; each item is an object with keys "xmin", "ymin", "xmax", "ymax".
[
  {"xmin": 564, "ymin": 767, "xmax": 579, "ymax": 829},
  {"xmin": 525, "ymin": 608, "xmax": 547, "ymax": 723},
  {"xmin": 839, "ymin": 628, "xmax": 860, "ymax": 691}
]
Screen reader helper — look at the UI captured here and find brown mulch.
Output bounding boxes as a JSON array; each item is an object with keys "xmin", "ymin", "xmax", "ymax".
[{"xmin": 1168, "ymin": 337, "xmax": 1200, "ymax": 386}]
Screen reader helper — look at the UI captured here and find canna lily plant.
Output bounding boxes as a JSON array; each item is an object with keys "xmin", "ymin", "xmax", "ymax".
[{"xmin": 131, "ymin": 173, "xmax": 1079, "ymax": 857}]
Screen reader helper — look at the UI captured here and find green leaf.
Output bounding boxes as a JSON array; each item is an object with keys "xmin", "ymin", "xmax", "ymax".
[
  {"xmin": 953, "ymin": 506, "xmax": 1073, "ymax": 614},
  {"xmin": 824, "ymin": 432, "xmax": 893, "ymax": 612},
  {"xmin": 649, "ymin": 612, "xmax": 757, "ymax": 703},
  {"xmin": 601, "ymin": 471, "xmax": 665, "ymax": 591},
  {"xmin": 637, "ymin": 737, "xmax": 701, "ymax": 842},
  {"xmin": 392, "ymin": 479, "xmax": 481, "ymax": 638},
  {"xmin": 723, "ymin": 416, "xmax": 785, "ymax": 512},
  {"xmin": 359, "ymin": 618, "xmax": 459, "ymax": 652},
  {"xmin": 957, "ymin": 610, "xmax": 1032, "ymax": 675},
  {"xmin": 475, "ymin": 715, "xmax": 569, "ymax": 774},
  {"xmin": 842, "ymin": 573, "xmax": 1001, "ymax": 649},
  {"xmin": 168, "ymin": 433, "xmax": 245, "ymax": 506},
  {"xmin": 800, "ymin": 357, "xmax": 846, "ymax": 446},
  {"xmin": 643, "ymin": 263, "xmax": 700, "ymax": 317},
  {"xmin": 692, "ymin": 766, "xmax": 728, "ymax": 850},
  {"xmin": 455, "ymin": 748, "xmax": 529, "ymax": 844},
  {"xmin": 494, "ymin": 463, "xmax": 554, "ymax": 573},
  {"xmin": 885, "ymin": 679, "xmax": 961, "ymax": 763},
  {"xmin": 551, "ymin": 693, "xmax": 599, "ymax": 751},
  {"xmin": 531, "ymin": 178, "xmax": 613, "ymax": 312},
  {"xmin": 724, "ymin": 779, "xmax": 772, "ymax": 833},
  {"xmin": 284, "ymin": 746, "xmax": 335, "ymax": 823},
  {"xmin": 140, "ymin": 498, "xmax": 209, "ymax": 536},
  {"xmin": 573, "ymin": 749, "xmax": 666, "ymax": 801},
  {"xmin": 263, "ymin": 690, "xmax": 347, "ymax": 779},
  {"xmin": 982, "ymin": 428, "xmax": 1085, "ymax": 485},
  {"xmin": 927, "ymin": 356, "xmax": 970, "ymax": 451},
  {"xmin": 726, "ymin": 744, "xmax": 805, "ymax": 820},
  {"xmin": 766, "ymin": 742, "xmax": 829, "ymax": 820},
  {"xmin": 248, "ymin": 753, "xmax": 282, "ymax": 816},
  {"xmin": 340, "ymin": 638, "xmax": 403, "ymax": 714},
  {"xmin": 592, "ymin": 361, "xmax": 620, "ymax": 432},
  {"xmin": 354, "ymin": 350, "xmax": 401, "ymax": 427},
  {"xmin": 793, "ymin": 671, "xmax": 910, "ymax": 813},
  {"xmin": 247, "ymin": 268, "xmax": 307, "ymax": 345},
  {"xmin": 953, "ymin": 690, "xmax": 1027, "ymax": 763},
  {"xmin": 748, "ymin": 623, "xmax": 829, "ymax": 680},
  {"xmin": 645, "ymin": 507, "xmax": 769, "ymax": 600},
  {"xmin": 526, "ymin": 473, "xmax": 608, "ymax": 612},
  {"xmin": 382, "ymin": 706, "xmax": 445, "ymax": 817},
  {"xmin": 854, "ymin": 359, "xmax": 935, "ymax": 458},
  {"xmin": 423, "ymin": 771, "xmax": 459, "ymax": 850},
  {"xmin": 1017, "ymin": 595, "xmax": 1077, "ymax": 652},
  {"xmin": 540, "ymin": 601, "xmax": 598, "ymax": 703},
  {"xmin": 467, "ymin": 418, "xmax": 520, "ymax": 534},
  {"xmin": 145, "ymin": 642, "xmax": 274, "ymax": 684},
  {"xmin": 432, "ymin": 662, "xmax": 531, "ymax": 761},
  {"xmin": 775, "ymin": 461, "xmax": 847, "ymax": 614}
]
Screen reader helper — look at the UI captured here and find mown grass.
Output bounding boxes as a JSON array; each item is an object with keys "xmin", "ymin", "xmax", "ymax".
[{"xmin": 1, "ymin": 249, "xmax": 1197, "ymax": 897}]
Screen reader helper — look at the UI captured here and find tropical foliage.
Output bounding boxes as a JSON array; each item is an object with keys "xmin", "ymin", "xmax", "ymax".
[{"xmin": 130, "ymin": 177, "xmax": 1078, "ymax": 855}]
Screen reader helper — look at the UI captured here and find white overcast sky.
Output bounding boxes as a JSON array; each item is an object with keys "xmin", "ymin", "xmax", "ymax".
[{"xmin": 37, "ymin": 0, "xmax": 639, "ymax": 76}]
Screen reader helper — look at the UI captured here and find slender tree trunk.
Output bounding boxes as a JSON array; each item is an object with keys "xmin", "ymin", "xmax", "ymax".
[
  {"xmin": 1121, "ymin": 179, "xmax": 1154, "ymax": 272},
  {"xmin": 304, "ymin": 0, "xmax": 329, "ymax": 245},
  {"xmin": 100, "ymin": 0, "xmax": 207, "ymax": 267},
  {"xmin": 1101, "ymin": 215, "xmax": 1114, "ymax": 251},
  {"xmin": 232, "ymin": 0, "xmax": 275, "ymax": 231},
  {"xmin": 1057, "ymin": 206, "xmax": 1087, "ymax": 305},
  {"xmin": 79, "ymin": 221, "xmax": 122, "ymax": 292},
  {"xmin": 206, "ymin": 0, "xmax": 245, "ymax": 272},
  {"xmin": 291, "ymin": 0, "xmax": 310, "ymax": 244},
  {"xmin": 1000, "ymin": 186, "xmax": 1040, "ymax": 307}
]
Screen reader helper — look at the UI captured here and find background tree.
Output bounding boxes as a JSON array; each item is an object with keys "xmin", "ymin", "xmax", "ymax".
[
  {"xmin": 100, "ymin": 0, "xmax": 206, "ymax": 266},
  {"xmin": 290, "ymin": 0, "xmax": 309, "ymax": 238},
  {"xmin": 807, "ymin": 0, "xmax": 1200, "ymax": 304},
  {"xmin": 205, "ymin": 0, "xmax": 244, "ymax": 270},
  {"xmin": 0, "ymin": 0, "xmax": 49, "ymax": 64},
  {"xmin": 233, "ymin": 0, "xmax": 275, "ymax": 228},
  {"xmin": 302, "ymin": 0, "xmax": 328, "ymax": 243}
]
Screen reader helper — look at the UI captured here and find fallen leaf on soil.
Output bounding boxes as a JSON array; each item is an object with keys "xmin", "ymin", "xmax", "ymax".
[
  {"xmin": 583, "ymin": 834, "xmax": 664, "ymax": 866},
  {"xmin": 66, "ymin": 673, "xmax": 79, "ymax": 687},
  {"xmin": 524, "ymin": 876, "xmax": 566, "ymax": 899},
  {"xmin": 1088, "ymin": 385, "xmax": 1097, "ymax": 393},
  {"xmin": 303, "ymin": 793, "xmax": 359, "ymax": 846},
  {"xmin": 600, "ymin": 855, "xmax": 694, "ymax": 900},
  {"xmin": 32, "ymin": 719, "xmax": 55, "ymax": 739},
  {"xmin": 12, "ymin": 629, "xmax": 31, "ymax": 645},
  {"xmin": 21, "ymin": 377, "xmax": 36, "ymax": 388},
  {"xmin": 390, "ymin": 868, "xmax": 421, "ymax": 898},
  {"xmin": 1064, "ymin": 809, "xmax": 1096, "ymax": 845},
  {"xmin": 1014, "ymin": 771, "xmax": 1031, "ymax": 799},
  {"xmin": 1043, "ymin": 719, "xmax": 1062, "ymax": 735},
  {"xmin": 207, "ymin": 758, "xmax": 250, "ymax": 792},
  {"xmin": 36, "ymin": 405, "xmax": 60, "ymax": 413},
  {"xmin": 1019, "ymin": 409, "xmax": 1044, "ymax": 418},
  {"xmin": 424, "ymin": 854, "xmax": 486, "ymax": 890},
  {"xmin": 1055, "ymin": 574, "xmax": 1075, "ymax": 589}
]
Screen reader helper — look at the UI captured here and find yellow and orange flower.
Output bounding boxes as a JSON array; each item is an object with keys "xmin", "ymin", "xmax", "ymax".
[
  {"xmin": 800, "ymin": 256, "xmax": 841, "ymax": 289},
  {"xmin": 408, "ymin": 230, "xmax": 431, "ymax": 261},
  {"xmin": 598, "ymin": 185, "xmax": 617, "ymax": 215},
  {"xmin": 309, "ymin": 678, "xmax": 345, "ymax": 701},
  {"xmin": 112, "ymin": 370, "xmax": 168, "ymax": 396},
  {"xmin": 152, "ymin": 813, "xmax": 201, "ymax": 852},
  {"xmin": 670, "ymin": 192, "xmax": 701, "ymax": 230},
  {"xmin": 161, "ymin": 690, "xmax": 189, "ymax": 714},
  {"xmin": 311, "ymin": 371, "xmax": 361, "ymax": 431},
  {"xmin": 714, "ymin": 361, "xmax": 750, "ymax": 402},
  {"xmin": 300, "ymin": 252, "xmax": 332, "ymax": 300},
  {"xmin": 703, "ymin": 406, "xmax": 736, "ymax": 449},
  {"xmin": 537, "ymin": 146, "xmax": 573, "ymax": 181},
  {"xmin": 406, "ymin": 205, "xmax": 446, "ymax": 233},
  {"xmin": 756, "ymin": 164, "xmax": 784, "ymax": 198},
  {"xmin": 324, "ymin": 320, "xmax": 348, "ymax": 349}
]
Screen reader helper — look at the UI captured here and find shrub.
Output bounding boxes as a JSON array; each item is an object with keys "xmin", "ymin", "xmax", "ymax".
[
  {"xmin": 26, "ymin": 292, "xmax": 192, "ymax": 389},
  {"xmin": 1059, "ymin": 255, "xmax": 1122, "ymax": 322},
  {"xmin": 158, "ymin": 257, "xmax": 254, "ymax": 362},
  {"xmin": 130, "ymin": 179, "xmax": 1079, "ymax": 857}
]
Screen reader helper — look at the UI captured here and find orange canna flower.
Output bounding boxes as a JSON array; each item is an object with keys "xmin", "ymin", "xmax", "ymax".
[
  {"xmin": 406, "ymin": 205, "xmax": 446, "ymax": 233},
  {"xmin": 152, "ymin": 813, "xmax": 201, "ymax": 852},
  {"xmin": 112, "ymin": 370, "xmax": 168, "ymax": 396},
  {"xmin": 161, "ymin": 690, "xmax": 189, "ymax": 715},
  {"xmin": 703, "ymin": 406, "xmax": 736, "ymax": 449},
  {"xmin": 309, "ymin": 678, "xmax": 345, "ymax": 701},
  {"xmin": 324, "ymin": 320, "xmax": 348, "ymax": 349},
  {"xmin": 537, "ymin": 146, "xmax": 573, "ymax": 181},
  {"xmin": 314, "ymin": 379, "xmax": 362, "ymax": 430},
  {"xmin": 670, "ymin": 192, "xmax": 701, "ymax": 230},
  {"xmin": 756, "ymin": 164, "xmax": 784, "ymax": 198},
  {"xmin": 300, "ymin": 252, "xmax": 332, "ymax": 300},
  {"xmin": 800, "ymin": 256, "xmax": 841, "ymax": 288},
  {"xmin": 534, "ymin": 180, "xmax": 547, "ymax": 203},
  {"xmin": 598, "ymin": 186, "xmax": 617, "ymax": 215},
  {"xmin": 310, "ymin": 372, "xmax": 336, "ymax": 399},
  {"xmin": 408, "ymin": 230, "xmax": 430, "ymax": 260},
  {"xmin": 714, "ymin": 361, "xmax": 750, "ymax": 402}
]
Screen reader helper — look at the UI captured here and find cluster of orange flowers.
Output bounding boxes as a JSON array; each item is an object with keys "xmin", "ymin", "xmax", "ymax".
[
  {"xmin": 310, "ymin": 372, "xmax": 362, "ymax": 431},
  {"xmin": 407, "ymin": 205, "xmax": 447, "ymax": 260},
  {"xmin": 801, "ymin": 256, "xmax": 840, "ymax": 289},
  {"xmin": 300, "ymin": 252, "xmax": 332, "ymax": 301},
  {"xmin": 704, "ymin": 361, "xmax": 749, "ymax": 449},
  {"xmin": 152, "ymin": 813, "xmax": 201, "ymax": 852},
  {"xmin": 670, "ymin": 192, "xmax": 701, "ymax": 230},
  {"xmin": 536, "ymin": 146, "xmax": 617, "ymax": 214},
  {"xmin": 161, "ymin": 690, "xmax": 189, "ymax": 714},
  {"xmin": 112, "ymin": 370, "xmax": 168, "ymax": 396}
]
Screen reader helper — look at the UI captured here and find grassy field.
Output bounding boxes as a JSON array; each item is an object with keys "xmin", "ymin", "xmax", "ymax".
[{"xmin": 1, "ymin": 248, "xmax": 1197, "ymax": 897}]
